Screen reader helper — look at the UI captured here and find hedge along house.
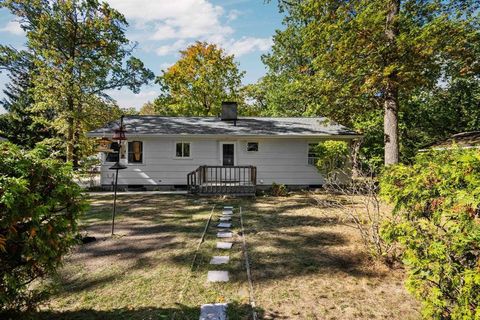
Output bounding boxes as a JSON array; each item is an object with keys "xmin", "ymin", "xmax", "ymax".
[{"xmin": 87, "ymin": 103, "xmax": 361, "ymax": 195}]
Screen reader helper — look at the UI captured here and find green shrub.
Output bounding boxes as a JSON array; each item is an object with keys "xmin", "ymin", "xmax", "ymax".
[
  {"xmin": 380, "ymin": 149, "xmax": 480, "ymax": 319},
  {"xmin": 311, "ymin": 141, "xmax": 349, "ymax": 175},
  {"xmin": 270, "ymin": 182, "xmax": 288, "ymax": 196},
  {"xmin": 0, "ymin": 142, "xmax": 87, "ymax": 311}
]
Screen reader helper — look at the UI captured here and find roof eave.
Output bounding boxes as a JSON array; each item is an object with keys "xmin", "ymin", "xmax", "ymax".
[{"xmin": 86, "ymin": 132, "xmax": 362, "ymax": 139}]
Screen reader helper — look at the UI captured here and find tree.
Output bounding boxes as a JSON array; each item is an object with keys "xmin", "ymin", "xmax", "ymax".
[
  {"xmin": 381, "ymin": 149, "xmax": 480, "ymax": 319},
  {"xmin": 268, "ymin": 0, "xmax": 480, "ymax": 164},
  {"xmin": 0, "ymin": 46, "xmax": 56, "ymax": 148},
  {"xmin": 154, "ymin": 42, "xmax": 244, "ymax": 116},
  {"xmin": 0, "ymin": 142, "xmax": 87, "ymax": 311},
  {"xmin": 2, "ymin": 0, "xmax": 154, "ymax": 165},
  {"xmin": 139, "ymin": 101, "xmax": 156, "ymax": 115}
]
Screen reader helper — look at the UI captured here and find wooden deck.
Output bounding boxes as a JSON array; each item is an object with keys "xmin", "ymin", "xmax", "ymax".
[{"xmin": 187, "ymin": 166, "xmax": 257, "ymax": 195}]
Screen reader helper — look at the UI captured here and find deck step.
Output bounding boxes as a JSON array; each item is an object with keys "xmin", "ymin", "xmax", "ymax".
[
  {"xmin": 199, "ymin": 303, "xmax": 228, "ymax": 320},
  {"xmin": 219, "ymin": 216, "xmax": 231, "ymax": 221}
]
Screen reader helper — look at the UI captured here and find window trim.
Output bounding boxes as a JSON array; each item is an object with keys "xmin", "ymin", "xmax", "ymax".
[
  {"xmin": 126, "ymin": 140, "xmax": 145, "ymax": 165},
  {"xmin": 308, "ymin": 143, "xmax": 320, "ymax": 166},
  {"xmin": 175, "ymin": 141, "xmax": 192, "ymax": 159},
  {"xmin": 246, "ymin": 142, "xmax": 259, "ymax": 152}
]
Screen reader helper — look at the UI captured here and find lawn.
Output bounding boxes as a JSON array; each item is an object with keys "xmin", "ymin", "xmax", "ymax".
[{"xmin": 31, "ymin": 192, "xmax": 419, "ymax": 319}]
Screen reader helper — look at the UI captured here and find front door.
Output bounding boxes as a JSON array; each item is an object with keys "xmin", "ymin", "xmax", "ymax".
[
  {"xmin": 222, "ymin": 143, "xmax": 235, "ymax": 166},
  {"xmin": 221, "ymin": 143, "xmax": 235, "ymax": 181}
]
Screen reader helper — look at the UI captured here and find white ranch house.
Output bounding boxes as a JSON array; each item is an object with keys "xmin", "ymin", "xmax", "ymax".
[{"xmin": 88, "ymin": 107, "xmax": 360, "ymax": 194}]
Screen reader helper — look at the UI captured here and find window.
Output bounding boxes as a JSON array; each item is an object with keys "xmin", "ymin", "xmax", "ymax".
[
  {"xmin": 246, "ymin": 142, "xmax": 258, "ymax": 152},
  {"xmin": 105, "ymin": 142, "xmax": 119, "ymax": 162},
  {"xmin": 176, "ymin": 142, "xmax": 190, "ymax": 158},
  {"xmin": 128, "ymin": 141, "xmax": 143, "ymax": 163},
  {"xmin": 308, "ymin": 143, "xmax": 319, "ymax": 166}
]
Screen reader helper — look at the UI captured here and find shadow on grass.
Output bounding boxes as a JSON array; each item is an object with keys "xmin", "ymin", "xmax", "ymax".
[{"xmin": 3, "ymin": 302, "xmax": 264, "ymax": 320}]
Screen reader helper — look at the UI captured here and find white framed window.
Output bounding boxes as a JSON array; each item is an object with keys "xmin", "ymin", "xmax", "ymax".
[
  {"xmin": 308, "ymin": 143, "xmax": 319, "ymax": 166},
  {"xmin": 127, "ymin": 141, "xmax": 143, "ymax": 164},
  {"xmin": 246, "ymin": 142, "xmax": 259, "ymax": 152},
  {"xmin": 175, "ymin": 142, "xmax": 191, "ymax": 158}
]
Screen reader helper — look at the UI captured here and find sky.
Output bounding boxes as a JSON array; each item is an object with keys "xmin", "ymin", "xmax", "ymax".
[{"xmin": 0, "ymin": 0, "xmax": 284, "ymax": 113}]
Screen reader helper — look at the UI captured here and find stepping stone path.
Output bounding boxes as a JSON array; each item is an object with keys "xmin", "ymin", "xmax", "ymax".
[
  {"xmin": 207, "ymin": 270, "xmax": 229, "ymax": 282},
  {"xmin": 201, "ymin": 205, "xmax": 236, "ymax": 320},
  {"xmin": 200, "ymin": 303, "xmax": 228, "ymax": 320},
  {"xmin": 216, "ymin": 242, "xmax": 233, "ymax": 249},
  {"xmin": 216, "ymin": 231, "xmax": 232, "ymax": 238},
  {"xmin": 210, "ymin": 255, "xmax": 230, "ymax": 265},
  {"xmin": 217, "ymin": 222, "xmax": 232, "ymax": 228}
]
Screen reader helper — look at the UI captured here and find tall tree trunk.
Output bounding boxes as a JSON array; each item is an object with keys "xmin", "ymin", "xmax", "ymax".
[
  {"xmin": 72, "ymin": 121, "xmax": 80, "ymax": 169},
  {"xmin": 66, "ymin": 116, "xmax": 74, "ymax": 163},
  {"xmin": 384, "ymin": 84, "xmax": 399, "ymax": 165},
  {"xmin": 384, "ymin": 0, "xmax": 400, "ymax": 165}
]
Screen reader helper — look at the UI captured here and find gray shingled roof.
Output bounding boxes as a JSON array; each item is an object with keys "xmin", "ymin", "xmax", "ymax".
[{"xmin": 88, "ymin": 116, "xmax": 359, "ymax": 137}]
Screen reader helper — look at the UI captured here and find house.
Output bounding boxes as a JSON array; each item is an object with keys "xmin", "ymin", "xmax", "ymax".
[
  {"xmin": 87, "ymin": 103, "xmax": 360, "ymax": 194},
  {"xmin": 423, "ymin": 131, "xmax": 480, "ymax": 150}
]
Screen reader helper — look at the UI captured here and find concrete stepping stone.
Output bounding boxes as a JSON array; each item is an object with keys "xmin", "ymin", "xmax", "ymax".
[
  {"xmin": 207, "ymin": 271, "xmax": 229, "ymax": 282},
  {"xmin": 199, "ymin": 303, "xmax": 228, "ymax": 320},
  {"xmin": 224, "ymin": 206, "xmax": 233, "ymax": 209},
  {"xmin": 216, "ymin": 242, "xmax": 233, "ymax": 249},
  {"xmin": 222, "ymin": 210, "xmax": 233, "ymax": 215},
  {"xmin": 210, "ymin": 255, "xmax": 230, "ymax": 265},
  {"xmin": 217, "ymin": 222, "xmax": 232, "ymax": 228},
  {"xmin": 219, "ymin": 216, "xmax": 231, "ymax": 221},
  {"xmin": 217, "ymin": 231, "xmax": 233, "ymax": 238}
]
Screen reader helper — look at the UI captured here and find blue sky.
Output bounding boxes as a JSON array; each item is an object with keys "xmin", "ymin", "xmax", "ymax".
[{"xmin": 0, "ymin": 0, "xmax": 283, "ymax": 113}]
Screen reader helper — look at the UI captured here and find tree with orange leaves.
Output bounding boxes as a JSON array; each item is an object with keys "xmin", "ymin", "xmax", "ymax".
[{"xmin": 154, "ymin": 42, "xmax": 245, "ymax": 116}]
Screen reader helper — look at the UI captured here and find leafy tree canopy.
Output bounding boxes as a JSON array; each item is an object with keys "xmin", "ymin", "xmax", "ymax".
[
  {"xmin": 257, "ymin": 0, "xmax": 480, "ymax": 165},
  {"xmin": 1, "ymin": 0, "xmax": 154, "ymax": 164},
  {"xmin": 154, "ymin": 42, "xmax": 245, "ymax": 116}
]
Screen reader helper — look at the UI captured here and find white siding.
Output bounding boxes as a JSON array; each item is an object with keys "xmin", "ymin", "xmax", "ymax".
[{"xmin": 100, "ymin": 137, "xmax": 331, "ymax": 186}]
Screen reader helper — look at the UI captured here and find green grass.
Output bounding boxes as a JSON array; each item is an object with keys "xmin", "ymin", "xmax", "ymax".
[{"xmin": 22, "ymin": 193, "xmax": 419, "ymax": 319}]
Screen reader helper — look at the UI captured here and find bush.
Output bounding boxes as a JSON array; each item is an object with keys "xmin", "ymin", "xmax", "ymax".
[
  {"xmin": 0, "ymin": 142, "xmax": 87, "ymax": 311},
  {"xmin": 380, "ymin": 149, "xmax": 480, "ymax": 319},
  {"xmin": 312, "ymin": 141, "xmax": 349, "ymax": 175},
  {"xmin": 270, "ymin": 182, "xmax": 288, "ymax": 196}
]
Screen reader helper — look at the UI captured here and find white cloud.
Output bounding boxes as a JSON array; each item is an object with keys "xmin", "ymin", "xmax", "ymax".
[
  {"xmin": 226, "ymin": 37, "xmax": 273, "ymax": 57},
  {"xmin": 0, "ymin": 20, "xmax": 24, "ymax": 36},
  {"xmin": 106, "ymin": 0, "xmax": 233, "ymax": 42},
  {"xmin": 155, "ymin": 39, "xmax": 188, "ymax": 56},
  {"xmin": 107, "ymin": 89, "xmax": 158, "ymax": 110},
  {"xmin": 104, "ymin": 1, "xmax": 271, "ymax": 58},
  {"xmin": 227, "ymin": 9, "xmax": 241, "ymax": 22}
]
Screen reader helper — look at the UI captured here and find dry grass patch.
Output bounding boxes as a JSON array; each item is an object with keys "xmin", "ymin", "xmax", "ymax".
[
  {"xmin": 23, "ymin": 192, "xmax": 419, "ymax": 319},
  {"xmin": 241, "ymin": 194, "xmax": 419, "ymax": 319}
]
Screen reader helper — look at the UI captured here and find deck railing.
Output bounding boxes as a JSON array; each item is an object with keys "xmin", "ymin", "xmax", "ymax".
[{"xmin": 187, "ymin": 165, "xmax": 257, "ymax": 195}]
